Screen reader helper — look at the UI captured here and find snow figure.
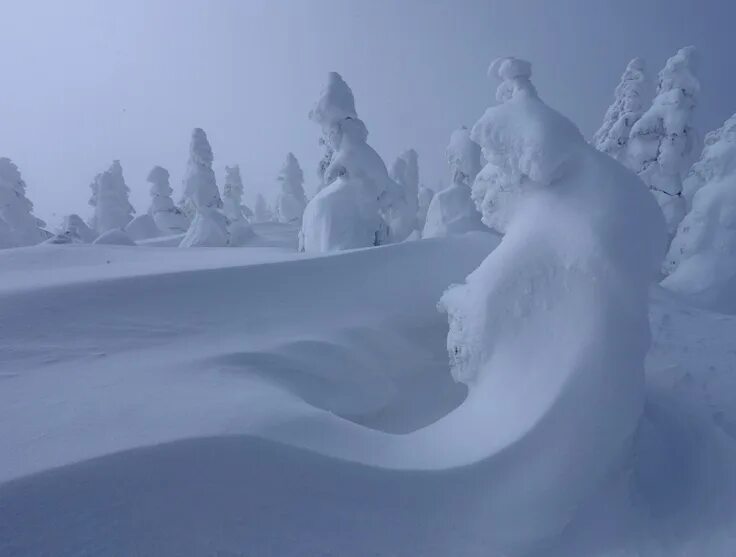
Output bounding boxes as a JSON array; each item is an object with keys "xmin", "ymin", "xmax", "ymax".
[
  {"xmin": 179, "ymin": 128, "xmax": 229, "ymax": 248},
  {"xmin": 439, "ymin": 57, "xmax": 666, "ymax": 540},
  {"xmin": 386, "ymin": 149, "xmax": 420, "ymax": 241},
  {"xmin": 93, "ymin": 229, "xmax": 136, "ymax": 246},
  {"xmin": 300, "ymin": 72, "xmax": 393, "ymax": 252},
  {"xmin": 422, "ymin": 127, "xmax": 484, "ymax": 238},
  {"xmin": 253, "ymin": 193, "xmax": 273, "ymax": 223},
  {"xmin": 275, "ymin": 153, "xmax": 307, "ymax": 224},
  {"xmin": 0, "ymin": 157, "xmax": 48, "ymax": 247},
  {"xmin": 88, "ymin": 160, "xmax": 134, "ymax": 235},
  {"xmin": 147, "ymin": 166, "xmax": 189, "ymax": 234},
  {"xmin": 662, "ymin": 113, "xmax": 736, "ymax": 308},
  {"xmin": 628, "ymin": 46, "xmax": 700, "ymax": 237},
  {"xmin": 416, "ymin": 184, "xmax": 434, "ymax": 231},
  {"xmin": 46, "ymin": 214, "xmax": 97, "ymax": 244},
  {"xmin": 221, "ymin": 165, "xmax": 253, "ymax": 246},
  {"xmin": 593, "ymin": 58, "xmax": 649, "ymax": 164}
]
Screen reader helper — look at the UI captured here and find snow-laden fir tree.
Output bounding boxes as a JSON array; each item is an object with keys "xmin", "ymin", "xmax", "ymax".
[
  {"xmin": 593, "ymin": 58, "xmax": 649, "ymax": 163},
  {"xmin": 179, "ymin": 128, "xmax": 229, "ymax": 247},
  {"xmin": 253, "ymin": 193, "xmax": 273, "ymax": 223},
  {"xmin": 628, "ymin": 46, "xmax": 700, "ymax": 237},
  {"xmin": 147, "ymin": 165, "xmax": 189, "ymax": 234},
  {"xmin": 88, "ymin": 160, "xmax": 134, "ymax": 236},
  {"xmin": 416, "ymin": 184, "xmax": 435, "ymax": 231},
  {"xmin": 423, "ymin": 127, "xmax": 484, "ymax": 238},
  {"xmin": 0, "ymin": 157, "xmax": 48, "ymax": 247},
  {"xmin": 221, "ymin": 164, "xmax": 253, "ymax": 246},
  {"xmin": 387, "ymin": 149, "xmax": 420, "ymax": 240},
  {"xmin": 275, "ymin": 153, "xmax": 308, "ymax": 223},
  {"xmin": 664, "ymin": 113, "xmax": 736, "ymax": 280},
  {"xmin": 301, "ymin": 72, "xmax": 394, "ymax": 252}
]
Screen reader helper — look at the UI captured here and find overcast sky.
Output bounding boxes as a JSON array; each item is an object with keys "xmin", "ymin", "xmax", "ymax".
[{"xmin": 0, "ymin": 0, "xmax": 733, "ymax": 226}]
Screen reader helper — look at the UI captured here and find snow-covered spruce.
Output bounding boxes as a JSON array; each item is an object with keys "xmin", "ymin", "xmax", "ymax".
[
  {"xmin": 147, "ymin": 166, "xmax": 189, "ymax": 234},
  {"xmin": 439, "ymin": 57, "xmax": 666, "ymax": 540},
  {"xmin": 88, "ymin": 160, "xmax": 134, "ymax": 236},
  {"xmin": 662, "ymin": 113, "xmax": 736, "ymax": 308},
  {"xmin": 46, "ymin": 214, "xmax": 96, "ymax": 244},
  {"xmin": 422, "ymin": 127, "xmax": 484, "ymax": 238},
  {"xmin": 301, "ymin": 72, "xmax": 393, "ymax": 252},
  {"xmin": 628, "ymin": 46, "xmax": 700, "ymax": 237},
  {"xmin": 0, "ymin": 157, "xmax": 48, "ymax": 247},
  {"xmin": 416, "ymin": 184, "xmax": 434, "ymax": 231},
  {"xmin": 593, "ymin": 57, "xmax": 649, "ymax": 164},
  {"xmin": 386, "ymin": 149, "xmax": 420, "ymax": 241},
  {"xmin": 275, "ymin": 153, "xmax": 307, "ymax": 224},
  {"xmin": 221, "ymin": 165, "xmax": 253, "ymax": 246},
  {"xmin": 253, "ymin": 193, "xmax": 273, "ymax": 223},
  {"xmin": 179, "ymin": 128, "xmax": 229, "ymax": 248}
]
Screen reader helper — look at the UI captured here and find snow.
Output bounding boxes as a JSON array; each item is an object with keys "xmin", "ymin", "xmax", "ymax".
[
  {"xmin": 124, "ymin": 214, "xmax": 162, "ymax": 241},
  {"xmin": 416, "ymin": 183, "xmax": 434, "ymax": 230},
  {"xmin": 88, "ymin": 160, "xmax": 134, "ymax": 235},
  {"xmin": 0, "ymin": 157, "xmax": 48, "ymax": 247},
  {"xmin": 423, "ymin": 127, "xmax": 485, "ymax": 238},
  {"xmin": 179, "ymin": 206, "xmax": 230, "ymax": 248},
  {"xmin": 275, "ymin": 153, "xmax": 307, "ymax": 223},
  {"xmin": 148, "ymin": 165, "xmax": 189, "ymax": 234},
  {"xmin": 92, "ymin": 228, "xmax": 136, "ymax": 246}
]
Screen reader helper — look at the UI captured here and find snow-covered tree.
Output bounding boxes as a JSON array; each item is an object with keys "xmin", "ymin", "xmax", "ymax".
[
  {"xmin": 593, "ymin": 58, "xmax": 649, "ymax": 163},
  {"xmin": 387, "ymin": 149, "xmax": 420, "ymax": 240},
  {"xmin": 300, "ymin": 72, "xmax": 394, "ymax": 252},
  {"xmin": 664, "ymin": 113, "xmax": 736, "ymax": 279},
  {"xmin": 0, "ymin": 157, "xmax": 48, "ymax": 247},
  {"xmin": 628, "ymin": 46, "xmax": 700, "ymax": 237},
  {"xmin": 275, "ymin": 153, "xmax": 307, "ymax": 223},
  {"xmin": 88, "ymin": 160, "xmax": 134, "ymax": 235},
  {"xmin": 253, "ymin": 193, "xmax": 273, "ymax": 223},
  {"xmin": 223, "ymin": 165, "xmax": 254, "ymax": 221},
  {"xmin": 423, "ymin": 127, "xmax": 484, "ymax": 238},
  {"xmin": 147, "ymin": 165, "xmax": 189, "ymax": 234},
  {"xmin": 179, "ymin": 128, "xmax": 229, "ymax": 247},
  {"xmin": 46, "ymin": 214, "xmax": 96, "ymax": 244},
  {"xmin": 416, "ymin": 184, "xmax": 434, "ymax": 231}
]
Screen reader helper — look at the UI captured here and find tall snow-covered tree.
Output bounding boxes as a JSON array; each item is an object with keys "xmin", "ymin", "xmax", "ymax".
[
  {"xmin": 222, "ymin": 165, "xmax": 253, "ymax": 221},
  {"xmin": 388, "ymin": 149, "xmax": 420, "ymax": 239},
  {"xmin": 628, "ymin": 46, "xmax": 700, "ymax": 237},
  {"xmin": 665, "ymin": 113, "xmax": 736, "ymax": 277},
  {"xmin": 253, "ymin": 193, "xmax": 272, "ymax": 223},
  {"xmin": 416, "ymin": 184, "xmax": 435, "ymax": 231},
  {"xmin": 88, "ymin": 160, "xmax": 134, "ymax": 235},
  {"xmin": 179, "ymin": 128, "xmax": 229, "ymax": 247},
  {"xmin": 0, "ymin": 157, "xmax": 48, "ymax": 247},
  {"xmin": 147, "ymin": 165, "xmax": 189, "ymax": 233},
  {"xmin": 275, "ymin": 153, "xmax": 308, "ymax": 223},
  {"xmin": 423, "ymin": 127, "xmax": 484, "ymax": 238},
  {"xmin": 301, "ymin": 72, "xmax": 395, "ymax": 251},
  {"xmin": 593, "ymin": 58, "xmax": 649, "ymax": 163}
]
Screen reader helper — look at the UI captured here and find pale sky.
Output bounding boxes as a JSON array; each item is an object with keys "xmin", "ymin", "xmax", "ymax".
[{"xmin": 0, "ymin": 0, "xmax": 733, "ymax": 227}]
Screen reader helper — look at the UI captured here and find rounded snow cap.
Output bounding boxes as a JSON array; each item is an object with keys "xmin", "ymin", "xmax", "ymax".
[
  {"xmin": 489, "ymin": 57, "xmax": 537, "ymax": 102},
  {"xmin": 309, "ymin": 72, "xmax": 358, "ymax": 128},
  {"xmin": 147, "ymin": 165, "xmax": 169, "ymax": 184},
  {"xmin": 626, "ymin": 57, "xmax": 645, "ymax": 73},
  {"xmin": 190, "ymin": 128, "xmax": 214, "ymax": 166}
]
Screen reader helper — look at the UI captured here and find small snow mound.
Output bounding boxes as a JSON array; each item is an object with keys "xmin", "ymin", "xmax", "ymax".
[
  {"xmin": 124, "ymin": 214, "xmax": 162, "ymax": 241},
  {"xmin": 93, "ymin": 229, "xmax": 136, "ymax": 246}
]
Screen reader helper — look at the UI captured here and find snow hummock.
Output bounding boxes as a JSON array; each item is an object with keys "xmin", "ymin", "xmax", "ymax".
[
  {"xmin": 663, "ymin": 114, "xmax": 736, "ymax": 310},
  {"xmin": 92, "ymin": 228, "xmax": 136, "ymax": 246},
  {"xmin": 0, "ymin": 157, "xmax": 48, "ymax": 247},
  {"xmin": 148, "ymin": 166, "xmax": 189, "ymax": 234},
  {"xmin": 179, "ymin": 128, "xmax": 229, "ymax": 248},
  {"xmin": 628, "ymin": 46, "xmax": 700, "ymax": 237},
  {"xmin": 88, "ymin": 160, "xmax": 134, "ymax": 235},
  {"xmin": 300, "ymin": 72, "xmax": 392, "ymax": 252},
  {"xmin": 422, "ymin": 127, "xmax": 484, "ymax": 238},
  {"xmin": 275, "ymin": 153, "xmax": 308, "ymax": 224},
  {"xmin": 593, "ymin": 57, "xmax": 649, "ymax": 163}
]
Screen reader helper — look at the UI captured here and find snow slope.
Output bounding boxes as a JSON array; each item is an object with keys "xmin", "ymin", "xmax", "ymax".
[{"xmin": 2, "ymin": 226, "xmax": 736, "ymax": 556}]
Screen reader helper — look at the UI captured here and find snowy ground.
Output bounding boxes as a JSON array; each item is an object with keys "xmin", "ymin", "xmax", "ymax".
[{"xmin": 1, "ymin": 223, "xmax": 736, "ymax": 556}]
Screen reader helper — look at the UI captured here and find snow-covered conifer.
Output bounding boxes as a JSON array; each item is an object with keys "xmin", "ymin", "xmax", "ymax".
[
  {"xmin": 593, "ymin": 58, "xmax": 649, "ymax": 162},
  {"xmin": 416, "ymin": 184, "xmax": 435, "ymax": 230},
  {"xmin": 664, "ymin": 113, "xmax": 736, "ymax": 284},
  {"xmin": 88, "ymin": 160, "xmax": 134, "ymax": 235},
  {"xmin": 387, "ymin": 149, "xmax": 420, "ymax": 239},
  {"xmin": 275, "ymin": 153, "xmax": 307, "ymax": 223},
  {"xmin": 253, "ymin": 193, "xmax": 273, "ymax": 223},
  {"xmin": 300, "ymin": 72, "xmax": 394, "ymax": 252},
  {"xmin": 179, "ymin": 128, "xmax": 229, "ymax": 247},
  {"xmin": 46, "ymin": 214, "xmax": 96, "ymax": 244},
  {"xmin": 221, "ymin": 165, "xmax": 253, "ymax": 246},
  {"xmin": 423, "ymin": 127, "xmax": 484, "ymax": 238},
  {"xmin": 628, "ymin": 46, "xmax": 700, "ymax": 237},
  {"xmin": 0, "ymin": 157, "xmax": 48, "ymax": 247},
  {"xmin": 147, "ymin": 166, "xmax": 189, "ymax": 234}
]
